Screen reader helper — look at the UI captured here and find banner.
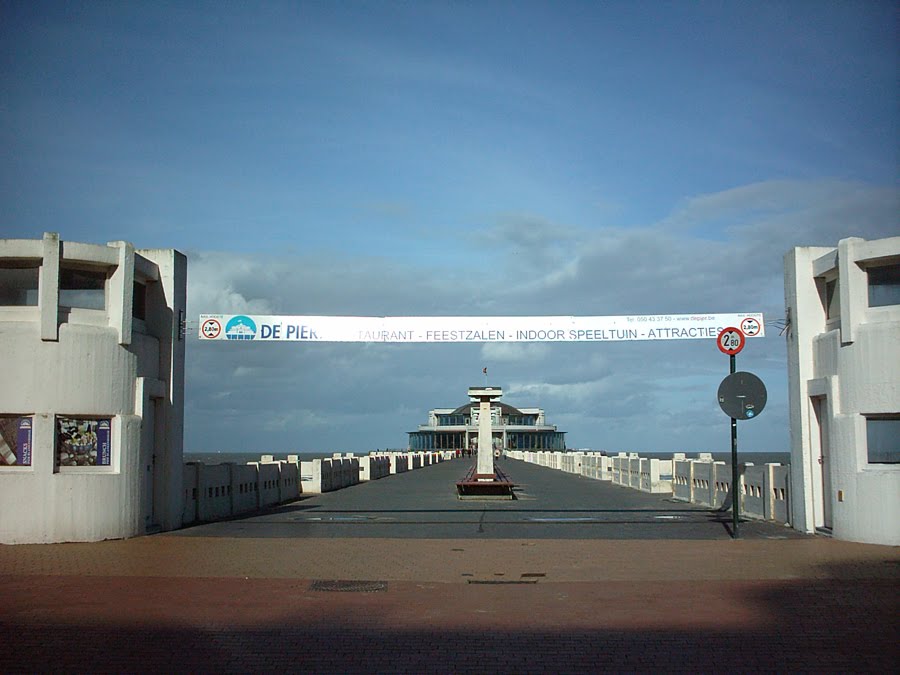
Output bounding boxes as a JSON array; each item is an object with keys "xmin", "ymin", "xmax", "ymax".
[{"xmin": 199, "ymin": 313, "xmax": 765, "ymax": 343}]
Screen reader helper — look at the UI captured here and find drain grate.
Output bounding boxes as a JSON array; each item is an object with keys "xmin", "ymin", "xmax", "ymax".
[
  {"xmin": 309, "ymin": 580, "xmax": 388, "ymax": 593},
  {"xmin": 467, "ymin": 579, "xmax": 539, "ymax": 585}
]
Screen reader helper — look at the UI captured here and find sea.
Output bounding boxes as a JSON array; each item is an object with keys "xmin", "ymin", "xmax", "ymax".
[
  {"xmin": 184, "ymin": 450, "xmax": 790, "ymax": 466},
  {"xmin": 184, "ymin": 451, "xmax": 362, "ymax": 465}
]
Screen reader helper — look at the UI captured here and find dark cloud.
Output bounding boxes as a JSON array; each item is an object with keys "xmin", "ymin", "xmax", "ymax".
[{"xmin": 183, "ymin": 179, "xmax": 895, "ymax": 455}]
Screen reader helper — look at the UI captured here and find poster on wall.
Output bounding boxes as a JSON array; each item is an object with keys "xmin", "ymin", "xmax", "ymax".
[
  {"xmin": 0, "ymin": 416, "xmax": 32, "ymax": 466},
  {"xmin": 57, "ymin": 418, "xmax": 111, "ymax": 467}
]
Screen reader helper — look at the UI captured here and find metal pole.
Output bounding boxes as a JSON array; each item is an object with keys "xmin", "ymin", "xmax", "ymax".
[{"xmin": 730, "ymin": 353, "xmax": 739, "ymax": 539}]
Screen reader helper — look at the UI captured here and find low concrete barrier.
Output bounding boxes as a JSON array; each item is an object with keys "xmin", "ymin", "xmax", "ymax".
[
  {"xmin": 578, "ymin": 453, "xmax": 610, "ymax": 481},
  {"xmin": 231, "ymin": 463, "xmax": 259, "ymax": 514},
  {"xmin": 359, "ymin": 455, "xmax": 391, "ymax": 481},
  {"xmin": 506, "ymin": 449, "xmax": 791, "ymax": 525},
  {"xmin": 691, "ymin": 460, "xmax": 714, "ymax": 507},
  {"xmin": 639, "ymin": 458, "xmax": 673, "ymax": 493},
  {"xmin": 182, "ymin": 463, "xmax": 199, "ymax": 524},
  {"xmin": 741, "ymin": 462, "xmax": 791, "ymax": 522},
  {"xmin": 183, "ymin": 450, "xmax": 456, "ymax": 526},
  {"xmin": 300, "ymin": 458, "xmax": 325, "ymax": 494},
  {"xmin": 387, "ymin": 453, "xmax": 408, "ymax": 474},
  {"xmin": 256, "ymin": 461, "xmax": 282, "ymax": 507},
  {"xmin": 196, "ymin": 462, "xmax": 233, "ymax": 522},
  {"xmin": 713, "ymin": 462, "xmax": 731, "ymax": 509},
  {"xmin": 673, "ymin": 458, "xmax": 692, "ymax": 502}
]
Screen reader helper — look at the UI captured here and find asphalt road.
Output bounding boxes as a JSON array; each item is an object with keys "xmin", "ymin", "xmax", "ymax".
[{"xmin": 174, "ymin": 457, "xmax": 804, "ymax": 540}]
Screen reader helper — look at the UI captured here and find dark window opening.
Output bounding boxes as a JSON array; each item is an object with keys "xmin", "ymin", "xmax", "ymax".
[
  {"xmin": 824, "ymin": 278, "xmax": 840, "ymax": 319},
  {"xmin": 0, "ymin": 264, "xmax": 40, "ymax": 306},
  {"xmin": 60, "ymin": 266, "xmax": 107, "ymax": 310},
  {"xmin": 867, "ymin": 264, "xmax": 900, "ymax": 308},
  {"xmin": 133, "ymin": 282, "xmax": 147, "ymax": 320}
]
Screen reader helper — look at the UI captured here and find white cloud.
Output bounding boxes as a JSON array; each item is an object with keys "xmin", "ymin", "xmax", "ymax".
[{"xmin": 506, "ymin": 379, "xmax": 613, "ymax": 405}]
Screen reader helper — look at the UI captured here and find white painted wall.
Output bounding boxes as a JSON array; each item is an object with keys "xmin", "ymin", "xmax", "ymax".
[
  {"xmin": 785, "ymin": 236, "xmax": 900, "ymax": 545},
  {"xmin": 0, "ymin": 233, "xmax": 186, "ymax": 543}
]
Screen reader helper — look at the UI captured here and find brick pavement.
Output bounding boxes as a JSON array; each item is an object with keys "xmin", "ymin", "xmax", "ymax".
[
  {"xmin": 2, "ymin": 460, "xmax": 898, "ymax": 672},
  {"xmin": 2, "ymin": 534, "xmax": 898, "ymax": 673}
]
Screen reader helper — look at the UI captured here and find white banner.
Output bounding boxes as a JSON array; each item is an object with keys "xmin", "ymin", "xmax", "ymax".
[{"xmin": 198, "ymin": 313, "xmax": 765, "ymax": 343}]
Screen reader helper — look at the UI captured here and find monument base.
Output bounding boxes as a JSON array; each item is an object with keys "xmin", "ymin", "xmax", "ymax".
[{"xmin": 456, "ymin": 464, "xmax": 516, "ymax": 500}]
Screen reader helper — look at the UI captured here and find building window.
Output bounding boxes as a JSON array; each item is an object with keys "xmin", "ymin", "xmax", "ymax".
[
  {"xmin": 133, "ymin": 281, "xmax": 147, "ymax": 320},
  {"xmin": 0, "ymin": 264, "xmax": 40, "ymax": 306},
  {"xmin": 57, "ymin": 417, "xmax": 112, "ymax": 467},
  {"xmin": 866, "ymin": 416, "xmax": 899, "ymax": 464},
  {"xmin": 867, "ymin": 264, "xmax": 900, "ymax": 308},
  {"xmin": 437, "ymin": 414, "xmax": 465, "ymax": 426},
  {"xmin": 0, "ymin": 416, "xmax": 33, "ymax": 466},
  {"xmin": 508, "ymin": 415, "xmax": 537, "ymax": 426},
  {"xmin": 60, "ymin": 266, "xmax": 107, "ymax": 310}
]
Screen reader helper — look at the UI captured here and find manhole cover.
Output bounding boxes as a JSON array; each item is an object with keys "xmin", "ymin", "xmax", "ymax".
[{"xmin": 309, "ymin": 580, "xmax": 387, "ymax": 593}]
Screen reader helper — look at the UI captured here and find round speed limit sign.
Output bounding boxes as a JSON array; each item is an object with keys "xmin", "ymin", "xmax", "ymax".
[{"xmin": 717, "ymin": 327, "xmax": 745, "ymax": 355}]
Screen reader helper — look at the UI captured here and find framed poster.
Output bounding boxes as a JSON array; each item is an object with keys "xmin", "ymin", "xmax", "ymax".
[
  {"xmin": 0, "ymin": 416, "xmax": 32, "ymax": 466},
  {"xmin": 57, "ymin": 417, "xmax": 111, "ymax": 467}
]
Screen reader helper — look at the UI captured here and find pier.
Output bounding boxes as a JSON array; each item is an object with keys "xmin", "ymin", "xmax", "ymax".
[{"xmin": 2, "ymin": 454, "xmax": 897, "ymax": 673}]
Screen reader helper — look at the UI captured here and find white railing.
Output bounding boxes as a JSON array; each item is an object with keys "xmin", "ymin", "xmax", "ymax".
[
  {"xmin": 182, "ymin": 450, "xmax": 451, "ymax": 525},
  {"xmin": 505, "ymin": 450, "xmax": 790, "ymax": 525}
]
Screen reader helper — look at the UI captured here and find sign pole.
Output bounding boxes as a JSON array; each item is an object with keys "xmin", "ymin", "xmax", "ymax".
[
  {"xmin": 730, "ymin": 353, "xmax": 739, "ymax": 539},
  {"xmin": 717, "ymin": 338, "xmax": 766, "ymax": 541},
  {"xmin": 717, "ymin": 326, "xmax": 746, "ymax": 540}
]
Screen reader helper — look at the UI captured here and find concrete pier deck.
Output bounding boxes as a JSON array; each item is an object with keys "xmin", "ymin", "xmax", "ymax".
[{"xmin": 2, "ymin": 457, "xmax": 898, "ymax": 673}]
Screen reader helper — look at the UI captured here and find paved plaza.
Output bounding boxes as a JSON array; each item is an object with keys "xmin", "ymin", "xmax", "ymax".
[{"xmin": 2, "ymin": 458, "xmax": 898, "ymax": 673}]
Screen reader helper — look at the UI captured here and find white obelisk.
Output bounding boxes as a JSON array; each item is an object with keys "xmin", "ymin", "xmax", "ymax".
[{"xmin": 468, "ymin": 386, "xmax": 502, "ymax": 479}]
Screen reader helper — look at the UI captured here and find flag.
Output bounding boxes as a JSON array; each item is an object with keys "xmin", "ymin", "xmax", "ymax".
[{"xmin": 483, "ymin": 367, "xmax": 487, "ymax": 375}]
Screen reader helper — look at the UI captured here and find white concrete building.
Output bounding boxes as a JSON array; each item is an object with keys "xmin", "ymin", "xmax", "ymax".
[
  {"xmin": 409, "ymin": 395, "xmax": 566, "ymax": 453},
  {"xmin": 785, "ymin": 236, "xmax": 900, "ymax": 545},
  {"xmin": 1, "ymin": 233, "xmax": 186, "ymax": 543}
]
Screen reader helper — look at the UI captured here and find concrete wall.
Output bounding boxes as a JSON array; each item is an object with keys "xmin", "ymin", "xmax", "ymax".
[
  {"xmin": 181, "ymin": 451, "xmax": 453, "ymax": 526},
  {"xmin": 359, "ymin": 456, "xmax": 391, "ymax": 481},
  {"xmin": 297, "ymin": 451, "xmax": 442, "ymax": 494},
  {"xmin": 231, "ymin": 463, "xmax": 260, "ymax": 515},
  {"xmin": 785, "ymin": 236, "xmax": 900, "ymax": 544},
  {"xmin": 182, "ymin": 459, "xmax": 302, "ymax": 525},
  {"xmin": 506, "ymin": 450, "xmax": 791, "ymax": 526},
  {"xmin": 1, "ymin": 233, "xmax": 186, "ymax": 544}
]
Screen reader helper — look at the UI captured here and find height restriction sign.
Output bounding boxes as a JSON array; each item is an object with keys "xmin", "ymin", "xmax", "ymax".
[
  {"xmin": 717, "ymin": 327, "xmax": 745, "ymax": 355},
  {"xmin": 740, "ymin": 317, "xmax": 761, "ymax": 336}
]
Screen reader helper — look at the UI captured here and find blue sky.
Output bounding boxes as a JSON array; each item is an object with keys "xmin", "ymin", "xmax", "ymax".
[{"xmin": 2, "ymin": 1, "xmax": 897, "ymax": 454}]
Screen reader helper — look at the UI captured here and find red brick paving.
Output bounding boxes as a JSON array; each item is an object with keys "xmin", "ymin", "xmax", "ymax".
[{"xmin": 2, "ymin": 536, "xmax": 898, "ymax": 673}]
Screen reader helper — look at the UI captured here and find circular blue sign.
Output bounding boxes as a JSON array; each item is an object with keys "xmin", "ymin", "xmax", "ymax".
[{"xmin": 225, "ymin": 315, "xmax": 257, "ymax": 340}]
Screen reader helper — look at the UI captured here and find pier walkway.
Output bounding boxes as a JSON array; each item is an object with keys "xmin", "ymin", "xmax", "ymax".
[{"xmin": 2, "ymin": 458, "xmax": 898, "ymax": 673}]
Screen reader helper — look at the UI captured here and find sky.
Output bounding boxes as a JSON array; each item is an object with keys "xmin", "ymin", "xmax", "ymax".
[{"xmin": 2, "ymin": 1, "xmax": 898, "ymax": 455}]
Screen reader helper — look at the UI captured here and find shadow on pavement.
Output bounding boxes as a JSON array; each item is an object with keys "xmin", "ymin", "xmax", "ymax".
[{"xmin": 1, "ymin": 560, "xmax": 896, "ymax": 673}]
